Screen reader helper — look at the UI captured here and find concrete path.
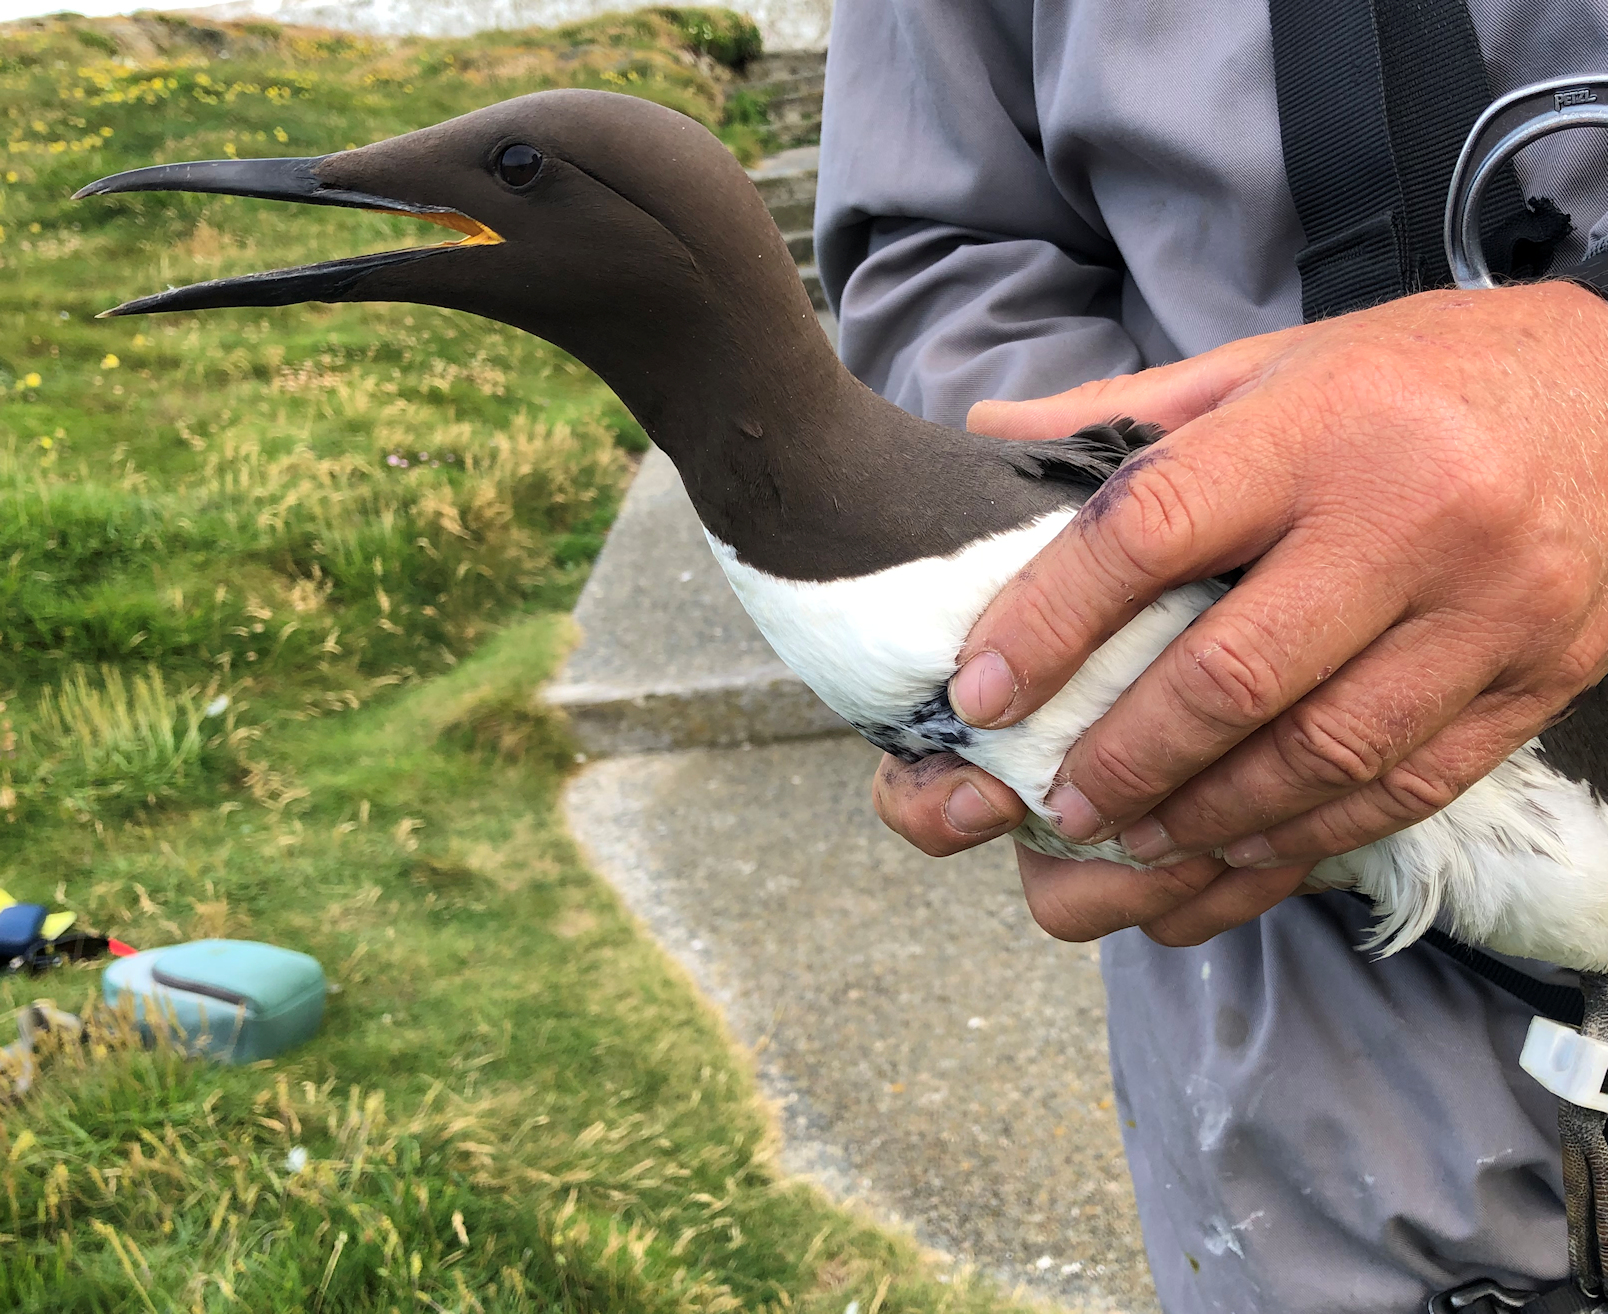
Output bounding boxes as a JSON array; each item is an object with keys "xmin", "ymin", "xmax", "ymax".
[{"xmin": 566, "ymin": 736, "xmax": 1158, "ymax": 1310}]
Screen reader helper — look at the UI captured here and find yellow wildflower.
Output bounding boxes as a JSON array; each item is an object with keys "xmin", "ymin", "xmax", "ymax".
[
  {"xmin": 22, "ymin": 373, "xmax": 40, "ymax": 389},
  {"xmin": 37, "ymin": 436, "xmax": 51, "ymax": 449},
  {"xmin": 100, "ymin": 354, "xmax": 119, "ymax": 370},
  {"xmin": 273, "ymin": 126, "xmax": 289, "ymax": 143},
  {"xmin": 3, "ymin": 171, "xmax": 15, "ymax": 183},
  {"xmin": 98, "ymin": 126, "xmax": 112, "ymax": 137},
  {"xmin": 131, "ymin": 334, "xmax": 148, "ymax": 348}
]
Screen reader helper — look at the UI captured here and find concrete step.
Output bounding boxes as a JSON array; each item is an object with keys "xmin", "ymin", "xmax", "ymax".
[
  {"xmin": 766, "ymin": 197, "xmax": 817, "ymax": 235},
  {"xmin": 565, "ymin": 734, "xmax": 1157, "ymax": 1310},
  {"xmin": 743, "ymin": 52, "xmax": 825, "ymax": 148},
  {"xmin": 542, "ymin": 446, "xmax": 848, "ymax": 757},
  {"xmin": 747, "ymin": 145, "xmax": 818, "ymax": 211},
  {"xmin": 753, "ymin": 73, "xmax": 826, "ymax": 102},
  {"xmin": 800, "ymin": 263, "xmax": 827, "ymax": 311},
  {"xmin": 745, "ymin": 49, "xmax": 828, "ymax": 85},
  {"xmin": 765, "ymin": 93, "xmax": 824, "ymax": 147},
  {"xmin": 748, "ymin": 152, "xmax": 817, "ymax": 241},
  {"xmin": 747, "ymin": 148, "xmax": 821, "ymax": 303}
]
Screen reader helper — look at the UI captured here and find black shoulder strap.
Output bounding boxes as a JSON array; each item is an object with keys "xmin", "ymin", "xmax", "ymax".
[{"xmin": 1269, "ymin": 0, "xmax": 1565, "ymax": 321}]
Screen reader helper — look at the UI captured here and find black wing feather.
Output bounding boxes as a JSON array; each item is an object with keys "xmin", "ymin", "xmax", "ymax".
[{"xmin": 997, "ymin": 417, "xmax": 1165, "ymax": 493}]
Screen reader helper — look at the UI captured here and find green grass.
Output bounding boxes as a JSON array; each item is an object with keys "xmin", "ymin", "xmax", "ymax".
[{"xmin": 0, "ymin": 10, "xmax": 1027, "ymax": 1313}]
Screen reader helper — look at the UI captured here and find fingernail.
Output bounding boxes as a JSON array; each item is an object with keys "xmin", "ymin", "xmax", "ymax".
[
  {"xmin": 950, "ymin": 651, "xmax": 1016, "ymax": 726},
  {"xmin": 1046, "ymin": 783, "xmax": 1102, "ymax": 841},
  {"xmin": 1120, "ymin": 817, "xmax": 1181, "ymax": 866},
  {"xmin": 945, "ymin": 781, "xmax": 1007, "ymax": 835},
  {"xmin": 1223, "ymin": 833, "xmax": 1277, "ymax": 868}
]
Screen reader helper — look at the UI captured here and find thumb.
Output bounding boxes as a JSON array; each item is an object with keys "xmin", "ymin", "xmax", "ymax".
[{"xmin": 967, "ymin": 330, "xmax": 1286, "ymax": 441}]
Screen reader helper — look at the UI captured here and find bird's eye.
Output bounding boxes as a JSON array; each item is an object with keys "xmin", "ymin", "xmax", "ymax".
[{"xmin": 496, "ymin": 143, "xmax": 543, "ymax": 188}]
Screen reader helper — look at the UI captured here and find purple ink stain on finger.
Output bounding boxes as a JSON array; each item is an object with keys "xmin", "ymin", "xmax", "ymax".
[{"xmin": 1081, "ymin": 447, "xmax": 1168, "ymax": 523}]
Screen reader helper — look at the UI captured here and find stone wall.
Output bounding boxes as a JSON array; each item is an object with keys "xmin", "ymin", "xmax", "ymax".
[{"xmin": 196, "ymin": 0, "xmax": 833, "ymax": 51}]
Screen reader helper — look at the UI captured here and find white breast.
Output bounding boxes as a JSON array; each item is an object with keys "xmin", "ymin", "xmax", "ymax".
[{"xmin": 707, "ymin": 515, "xmax": 1608, "ymax": 970}]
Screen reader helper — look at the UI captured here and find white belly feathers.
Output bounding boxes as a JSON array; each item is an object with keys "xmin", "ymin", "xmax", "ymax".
[{"xmin": 705, "ymin": 515, "xmax": 1608, "ymax": 970}]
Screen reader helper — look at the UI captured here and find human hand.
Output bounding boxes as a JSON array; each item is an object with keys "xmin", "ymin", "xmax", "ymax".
[
  {"xmin": 876, "ymin": 282, "xmax": 1608, "ymax": 945},
  {"xmin": 871, "ymin": 751, "xmax": 1316, "ymax": 946}
]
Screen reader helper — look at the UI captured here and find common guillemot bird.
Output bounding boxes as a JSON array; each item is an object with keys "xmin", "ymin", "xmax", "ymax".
[{"xmin": 74, "ymin": 90, "xmax": 1608, "ymax": 974}]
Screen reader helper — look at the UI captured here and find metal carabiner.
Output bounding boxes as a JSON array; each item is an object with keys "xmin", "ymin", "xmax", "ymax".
[{"xmin": 1445, "ymin": 74, "xmax": 1608, "ymax": 290}]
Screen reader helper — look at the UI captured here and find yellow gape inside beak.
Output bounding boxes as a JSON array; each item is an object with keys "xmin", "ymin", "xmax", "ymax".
[{"xmin": 370, "ymin": 207, "xmax": 505, "ymax": 247}]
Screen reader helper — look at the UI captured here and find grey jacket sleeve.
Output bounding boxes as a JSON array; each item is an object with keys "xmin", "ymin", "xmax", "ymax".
[{"xmin": 815, "ymin": 0, "xmax": 1143, "ymax": 428}]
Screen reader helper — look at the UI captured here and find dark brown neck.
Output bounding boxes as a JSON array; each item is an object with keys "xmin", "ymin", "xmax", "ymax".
[{"xmin": 578, "ymin": 310, "xmax": 1091, "ymax": 579}]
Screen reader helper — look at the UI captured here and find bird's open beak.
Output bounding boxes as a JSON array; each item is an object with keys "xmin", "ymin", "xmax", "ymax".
[{"xmin": 74, "ymin": 155, "xmax": 503, "ymax": 317}]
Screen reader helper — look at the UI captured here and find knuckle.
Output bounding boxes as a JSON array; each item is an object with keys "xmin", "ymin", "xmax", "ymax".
[
  {"xmin": 1292, "ymin": 760, "xmax": 1460, "ymax": 862},
  {"xmin": 1144, "ymin": 919, "xmax": 1213, "ymax": 949},
  {"xmin": 1167, "ymin": 617, "xmax": 1288, "ymax": 731},
  {"xmin": 1376, "ymin": 760, "xmax": 1460, "ymax": 822},
  {"xmin": 1159, "ymin": 789, "xmax": 1246, "ymax": 847},
  {"xmin": 1099, "ymin": 458, "xmax": 1206, "ymax": 576},
  {"xmin": 1141, "ymin": 860, "xmax": 1218, "ymax": 905},
  {"xmin": 1022, "ymin": 881, "xmax": 1102, "ymax": 943},
  {"xmin": 1511, "ymin": 546, "xmax": 1595, "ymax": 624},
  {"xmin": 1007, "ymin": 569, "xmax": 1102, "ymax": 667},
  {"xmin": 1309, "ymin": 344, "xmax": 1426, "ymax": 447},
  {"xmin": 872, "ymin": 759, "xmax": 958, "ymax": 856},
  {"xmin": 1555, "ymin": 639, "xmax": 1607, "ymax": 697},
  {"xmin": 871, "ymin": 760, "xmax": 906, "ymax": 821},
  {"xmin": 1068, "ymin": 374, "xmax": 1129, "ymax": 412},
  {"xmin": 1326, "ymin": 340, "xmax": 1413, "ymax": 405},
  {"xmin": 1302, "ymin": 805, "xmax": 1370, "ymax": 859},
  {"xmin": 1275, "ymin": 702, "xmax": 1390, "ymax": 789},
  {"xmin": 1082, "ymin": 737, "xmax": 1169, "ymax": 810},
  {"xmin": 1324, "ymin": 352, "xmax": 1522, "ymax": 533},
  {"xmin": 1421, "ymin": 440, "xmax": 1528, "ymax": 534}
]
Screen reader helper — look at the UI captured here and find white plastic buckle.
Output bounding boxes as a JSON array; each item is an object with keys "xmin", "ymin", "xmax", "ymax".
[{"xmin": 1521, "ymin": 1016, "xmax": 1608, "ymax": 1112}]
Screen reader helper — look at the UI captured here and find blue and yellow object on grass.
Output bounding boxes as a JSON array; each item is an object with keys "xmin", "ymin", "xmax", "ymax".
[
  {"xmin": 103, "ymin": 939, "xmax": 327, "ymax": 1064},
  {"xmin": 0, "ymin": 887, "xmax": 133, "ymax": 973}
]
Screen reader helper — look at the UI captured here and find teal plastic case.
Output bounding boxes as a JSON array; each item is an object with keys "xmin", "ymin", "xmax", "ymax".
[{"xmin": 102, "ymin": 939, "xmax": 326, "ymax": 1063}]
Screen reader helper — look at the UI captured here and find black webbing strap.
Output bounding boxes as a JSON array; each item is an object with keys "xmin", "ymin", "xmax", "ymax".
[
  {"xmin": 1269, "ymin": 0, "xmax": 1563, "ymax": 320},
  {"xmin": 1270, "ymin": 0, "xmax": 1409, "ymax": 320},
  {"xmin": 1344, "ymin": 892, "xmax": 1584, "ymax": 1025},
  {"xmin": 1420, "ymin": 925, "xmax": 1585, "ymax": 1027}
]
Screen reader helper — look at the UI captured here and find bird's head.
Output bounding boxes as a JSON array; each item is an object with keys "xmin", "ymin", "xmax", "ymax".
[{"xmin": 75, "ymin": 90, "xmax": 835, "ymax": 454}]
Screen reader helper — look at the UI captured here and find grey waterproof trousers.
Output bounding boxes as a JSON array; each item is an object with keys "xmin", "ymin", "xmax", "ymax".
[{"xmin": 1103, "ymin": 892, "xmax": 1568, "ymax": 1313}]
